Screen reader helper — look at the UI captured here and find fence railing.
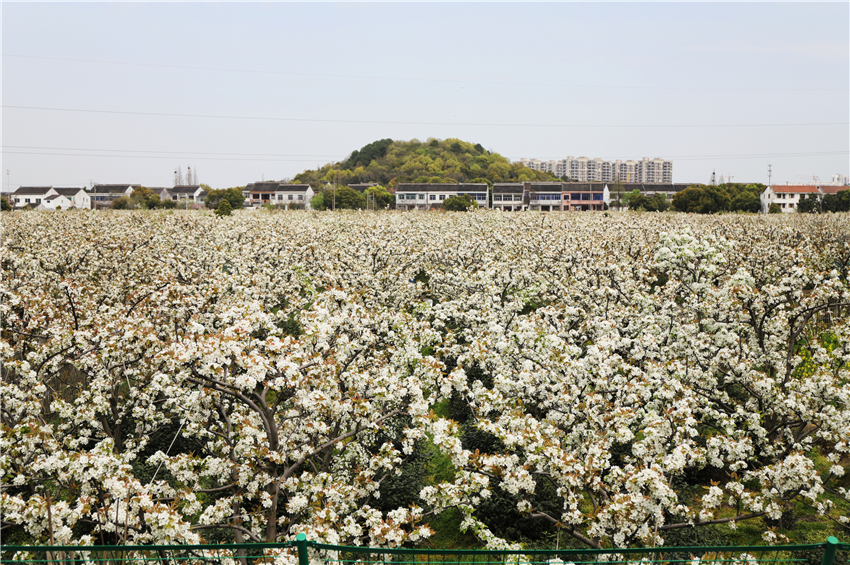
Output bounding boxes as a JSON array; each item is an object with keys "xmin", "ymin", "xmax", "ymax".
[{"xmin": 1, "ymin": 536, "xmax": 845, "ymax": 565}]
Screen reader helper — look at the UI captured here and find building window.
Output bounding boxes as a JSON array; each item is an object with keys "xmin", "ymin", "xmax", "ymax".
[
  {"xmin": 298, "ymin": 195, "xmax": 303, "ymax": 200},
  {"xmin": 440, "ymin": 195, "xmax": 446, "ymax": 201},
  {"xmin": 288, "ymin": 195, "xmax": 294, "ymax": 200},
  {"xmin": 430, "ymin": 195, "xmax": 436, "ymax": 201}
]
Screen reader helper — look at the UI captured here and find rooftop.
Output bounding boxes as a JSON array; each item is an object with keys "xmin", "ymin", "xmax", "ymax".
[
  {"xmin": 13, "ymin": 186, "xmax": 54, "ymax": 195},
  {"xmin": 772, "ymin": 185, "xmax": 821, "ymax": 194}
]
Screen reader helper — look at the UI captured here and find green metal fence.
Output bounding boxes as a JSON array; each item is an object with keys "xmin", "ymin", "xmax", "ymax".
[{"xmin": 1, "ymin": 536, "xmax": 845, "ymax": 565}]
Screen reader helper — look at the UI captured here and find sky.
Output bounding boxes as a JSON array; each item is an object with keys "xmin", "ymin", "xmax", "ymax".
[{"xmin": 2, "ymin": 2, "xmax": 848, "ymax": 191}]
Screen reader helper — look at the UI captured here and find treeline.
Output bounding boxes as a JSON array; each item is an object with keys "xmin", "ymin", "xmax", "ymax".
[
  {"xmin": 798, "ymin": 190, "xmax": 850, "ymax": 213},
  {"xmin": 670, "ymin": 183, "xmax": 765, "ymax": 214},
  {"xmin": 293, "ymin": 138, "xmax": 559, "ymax": 188}
]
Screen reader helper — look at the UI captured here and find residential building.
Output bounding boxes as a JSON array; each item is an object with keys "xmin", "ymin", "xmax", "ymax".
[
  {"xmin": 760, "ymin": 185, "xmax": 821, "ymax": 213},
  {"xmin": 830, "ymin": 174, "xmax": 849, "ymax": 186},
  {"xmin": 41, "ymin": 194, "xmax": 74, "ymax": 210},
  {"xmin": 11, "ymin": 186, "xmax": 58, "ymax": 208},
  {"xmin": 170, "ymin": 185, "xmax": 205, "ymax": 204},
  {"xmin": 274, "ymin": 184, "xmax": 314, "ymax": 209},
  {"xmin": 526, "ymin": 182, "xmax": 565, "ymax": 212},
  {"xmin": 148, "ymin": 187, "xmax": 174, "ymax": 202},
  {"xmin": 395, "ymin": 183, "xmax": 488, "ymax": 211},
  {"xmin": 562, "ymin": 183, "xmax": 609, "ymax": 212},
  {"xmin": 91, "ymin": 184, "xmax": 140, "ymax": 209},
  {"xmin": 242, "ymin": 182, "xmax": 313, "ymax": 209},
  {"xmin": 820, "ymin": 185, "xmax": 848, "ymax": 197},
  {"xmin": 492, "ymin": 183, "xmax": 526, "ymax": 211},
  {"xmin": 53, "ymin": 187, "xmax": 91, "ymax": 210},
  {"xmin": 520, "ymin": 156, "xmax": 673, "ymax": 183}
]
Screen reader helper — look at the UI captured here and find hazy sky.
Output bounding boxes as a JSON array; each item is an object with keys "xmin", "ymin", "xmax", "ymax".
[{"xmin": 2, "ymin": 2, "xmax": 848, "ymax": 190}]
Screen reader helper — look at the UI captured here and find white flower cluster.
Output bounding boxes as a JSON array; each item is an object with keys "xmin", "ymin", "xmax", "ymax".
[{"xmin": 1, "ymin": 210, "xmax": 848, "ymax": 547}]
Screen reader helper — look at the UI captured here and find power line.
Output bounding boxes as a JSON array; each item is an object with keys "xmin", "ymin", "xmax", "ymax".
[
  {"xmin": 2, "ymin": 145, "xmax": 344, "ymax": 158},
  {"xmin": 3, "ymin": 148, "xmax": 846, "ymax": 163},
  {"xmin": 4, "ymin": 105, "xmax": 848, "ymax": 129},
  {"xmin": 5, "ymin": 53, "xmax": 847, "ymax": 93},
  {"xmin": 0, "ymin": 151, "xmax": 333, "ymax": 163}
]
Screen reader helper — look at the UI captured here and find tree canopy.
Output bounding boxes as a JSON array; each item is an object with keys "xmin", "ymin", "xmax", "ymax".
[
  {"xmin": 442, "ymin": 194, "xmax": 479, "ymax": 211},
  {"xmin": 205, "ymin": 187, "xmax": 246, "ymax": 210},
  {"xmin": 294, "ymin": 138, "xmax": 559, "ymax": 189},
  {"xmin": 672, "ymin": 183, "xmax": 765, "ymax": 214}
]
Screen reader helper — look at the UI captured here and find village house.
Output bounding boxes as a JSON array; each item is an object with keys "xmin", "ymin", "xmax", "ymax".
[
  {"xmin": 395, "ymin": 183, "xmax": 489, "ymax": 211},
  {"xmin": 561, "ymin": 183, "xmax": 609, "ymax": 212},
  {"xmin": 526, "ymin": 182, "xmax": 565, "ymax": 212},
  {"xmin": 148, "ymin": 187, "xmax": 174, "ymax": 202},
  {"xmin": 491, "ymin": 183, "xmax": 526, "ymax": 211},
  {"xmin": 11, "ymin": 186, "xmax": 58, "ymax": 208},
  {"xmin": 242, "ymin": 182, "xmax": 313, "ymax": 208},
  {"xmin": 91, "ymin": 184, "xmax": 140, "ymax": 209},
  {"xmin": 169, "ymin": 185, "xmax": 205, "ymax": 204},
  {"xmin": 53, "ymin": 187, "xmax": 91, "ymax": 209},
  {"xmin": 760, "ymin": 184, "xmax": 821, "ymax": 213}
]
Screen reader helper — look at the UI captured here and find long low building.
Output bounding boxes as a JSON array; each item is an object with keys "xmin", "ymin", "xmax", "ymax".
[
  {"xmin": 395, "ymin": 183, "xmax": 488, "ymax": 211},
  {"xmin": 759, "ymin": 184, "xmax": 848, "ymax": 213},
  {"xmin": 242, "ymin": 182, "xmax": 314, "ymax": 209},
  {"xmin": 397, "ymin": 181, "xmax": 693, "ymax": 211}
]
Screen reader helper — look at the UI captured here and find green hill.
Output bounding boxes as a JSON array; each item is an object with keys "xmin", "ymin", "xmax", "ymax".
[{"xmin": 292, "ymin": 138, "xmax": 559, "ymax": 188}]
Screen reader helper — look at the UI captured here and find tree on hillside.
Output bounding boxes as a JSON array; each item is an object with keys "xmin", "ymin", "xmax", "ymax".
[
  {"xmin": 293, "ymin": 138, "xmax": 559, "ymax": 189},
  {"xmin": 1, "ymin": 196, "xmax": 11, "ymax": 211},
  {"xmin": 346, "ymin": 138, "xmax": 394, "ymax": 169}
]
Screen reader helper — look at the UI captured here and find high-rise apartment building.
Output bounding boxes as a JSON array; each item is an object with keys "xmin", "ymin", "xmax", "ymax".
[{"xmin": 520, "ymin": 156, "xmax": 673, "ymax": 184}]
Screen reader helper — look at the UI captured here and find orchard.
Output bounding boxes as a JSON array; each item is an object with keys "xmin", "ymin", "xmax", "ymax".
[{"xmin": 1, "ymin": 210, "xmax": 848, "ymax": 549}]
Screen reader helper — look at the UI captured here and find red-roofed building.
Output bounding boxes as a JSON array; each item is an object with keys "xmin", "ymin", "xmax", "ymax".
[
  {"xmin": 819, "ymin": 185, "xmax": 846, "ymax": 195},
  {"xmin": 760, "ymin": 184, "xmax": 821, "ymax": 213}
]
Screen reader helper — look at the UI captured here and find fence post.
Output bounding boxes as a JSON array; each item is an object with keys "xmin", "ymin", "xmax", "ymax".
[
  {"xmin": 296, "ymin": 533, "xmax": 310, "ymax": 565},
  {"xmin": 821, "ymin": 537, "xmax": 839, "ymax": 565}
]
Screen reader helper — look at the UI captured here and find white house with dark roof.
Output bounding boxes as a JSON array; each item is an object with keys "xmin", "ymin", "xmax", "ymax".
[
  {"xmin": 11, "ymin": 186, "xmax": 58, "ymax": 208},
  {"xmin": 274, "ymin": 184, "xmax": 313, "ymax": 209},
  {"xmin": 41, "ymin": 194, "xmax": 74, "ymax": 210},
  {"xmin": 242, "ymin": 182, "xmax": 313, "ymax": 208},
  {"xmin": 170, "ymin": 185, "xmax": 204, "ymax": 204},
  {"xmin": 395, "ymin": 183, "xmax": 489, "ymax": 211},
  {"xmin": 53, "ymin": 187, "xmax": 91, "ymax": 209},
  {"xmin": 492, "ymin": 183, "xmax": 526, "ymax": 211},
  {"xmin": 91, "ymin": 184, "xmax": 140, "ymax": 209},
  {"xmin": 526, "ymin": 182, "xmax": 565, "ymax": 212}
]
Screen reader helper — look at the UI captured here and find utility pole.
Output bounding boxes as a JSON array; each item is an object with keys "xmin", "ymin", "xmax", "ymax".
[
  {"xmin": 768, "ymin": 164, "xmax": 772, "ymax": 187},
  {"xmin": 6, "ymin": 170, "xmax": 9, "ymax": 194}
]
